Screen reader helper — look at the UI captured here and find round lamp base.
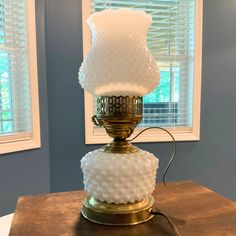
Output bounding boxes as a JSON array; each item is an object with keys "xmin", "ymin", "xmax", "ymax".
[{"xmin": 81, "ymin": 195, "xmax": 154, "ymax": 226}]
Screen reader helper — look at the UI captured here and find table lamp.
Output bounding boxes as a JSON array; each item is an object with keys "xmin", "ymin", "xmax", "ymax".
[{"xmin": 79, "ymin": 8, "xmax": 163, "ymax": 225}]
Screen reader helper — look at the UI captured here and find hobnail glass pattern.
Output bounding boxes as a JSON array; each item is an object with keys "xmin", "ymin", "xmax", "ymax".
[
  {"xmin": 78, "ymin": 9, "xmax": 160, "ymax": 96},
  {"xmin": 81, "ymin": 148, "xmax": 159, "ymax": 204}
]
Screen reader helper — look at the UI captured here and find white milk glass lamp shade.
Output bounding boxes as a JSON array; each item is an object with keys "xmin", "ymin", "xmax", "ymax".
[{"xmin": 78, "ymin": 8, "xmax": 160, "ymax": 96}]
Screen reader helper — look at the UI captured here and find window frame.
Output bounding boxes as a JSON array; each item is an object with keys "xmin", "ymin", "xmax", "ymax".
[
  {"xmin": 82, "ymin": 0, "xmax": 202, "ymax": 144},
  {"xmin": 0, "ymin": 0, "xmax": 41, "ymax": 154}
]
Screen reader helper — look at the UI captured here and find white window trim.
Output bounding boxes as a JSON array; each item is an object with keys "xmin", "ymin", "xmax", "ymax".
[
  {"xmin": 82, "ymin": 0, "xmax": 202, "ymax": 144},
  {"xmin": 0, "ymin": 0, "xmax": 41, "ymax": 154}
]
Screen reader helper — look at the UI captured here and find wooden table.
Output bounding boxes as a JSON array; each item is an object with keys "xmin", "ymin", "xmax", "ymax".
[{"xmin": 9, "ymin": 180, "xmax": 236, "ymax": 236}]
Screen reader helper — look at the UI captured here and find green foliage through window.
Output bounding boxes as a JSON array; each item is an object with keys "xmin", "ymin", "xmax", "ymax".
[
  {"xmin": 0, "ymin": 52, "xmax": 13, "ymax": 134},
  {"xmin": 144, "ymin": 66, "xmax": 180, "ymax": 103}
]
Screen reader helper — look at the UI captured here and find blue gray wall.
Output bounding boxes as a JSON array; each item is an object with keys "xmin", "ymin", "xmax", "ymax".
[
  {"xmin": 46, "ymin": 0, "xmax": 236, "ymax": 200},
  {"xmin": 0, "ymin": 0, "xmax": 50, "ymax": 216}
]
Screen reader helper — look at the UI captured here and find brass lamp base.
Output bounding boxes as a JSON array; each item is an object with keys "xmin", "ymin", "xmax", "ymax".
[{"xmin": 81, "ymin": 196, "xmax": 154, "ymax": 225}]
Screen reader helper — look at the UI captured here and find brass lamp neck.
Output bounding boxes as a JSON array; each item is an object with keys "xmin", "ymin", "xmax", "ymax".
[{"xmin": 92, "ymin": 96, "xmax": 143, "ymax": 153}]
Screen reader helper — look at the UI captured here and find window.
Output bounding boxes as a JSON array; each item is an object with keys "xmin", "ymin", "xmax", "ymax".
[
  {"xmin": 82, "ymin": 0, "xmax": 202, "ymax": 144},
  {"xmin": 0, "ymin": 0, "xmax": 40, "ymax": 154}
]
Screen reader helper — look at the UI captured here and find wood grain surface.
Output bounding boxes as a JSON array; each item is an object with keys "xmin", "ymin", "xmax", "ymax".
[{"xmin": 9, "ymin": 180, "xmax": 236, "ymax": 236}]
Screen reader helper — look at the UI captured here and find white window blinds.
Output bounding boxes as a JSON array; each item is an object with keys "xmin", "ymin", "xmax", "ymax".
[
  {"xmin": 91, "ymin": 0, "xmax": 195, "ymax": 128},
  {"xmin": 0, "ymin": 0, "xmax": 40, "ymax": 153},
  {"xmin": 0, "ymin": 0, "xmax": 31, "ymax": 135}
]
